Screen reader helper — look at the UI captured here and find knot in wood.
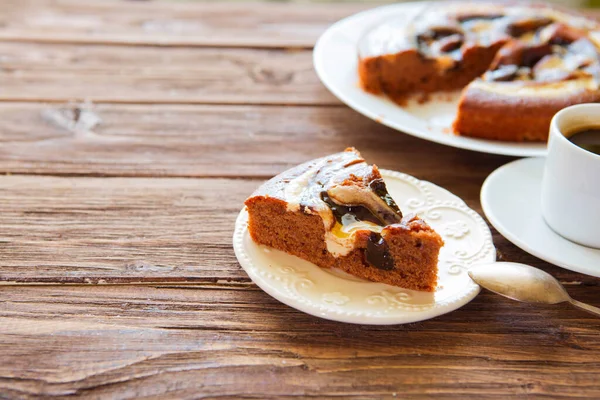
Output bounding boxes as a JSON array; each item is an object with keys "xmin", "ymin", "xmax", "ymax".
[{"xmin": 250, "ymin": 66, "xmax": 294, "ymax": 85}]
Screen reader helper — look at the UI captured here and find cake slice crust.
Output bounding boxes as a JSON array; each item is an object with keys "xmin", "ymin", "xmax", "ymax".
[{"xmin": 244, "ymin": 148, "xmax": 443, "ymax": 292}]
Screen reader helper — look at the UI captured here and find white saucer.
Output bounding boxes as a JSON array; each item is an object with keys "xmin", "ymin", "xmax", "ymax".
[
  {"xmin": 481, "ymin": 157, "xmax": 600, "ymax": 278},
  {"xmin": 313, "ymin": 2, "xmax": 546, "ymax": 157},
  {"xmin": 234, "ymin": 170, "xmax": 495, "ymax": 325}
]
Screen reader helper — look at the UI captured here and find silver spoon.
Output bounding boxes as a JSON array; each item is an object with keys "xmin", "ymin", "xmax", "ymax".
[{"xmin": 468, "ymin": 262, "xmax": 600, "ymax": 317}]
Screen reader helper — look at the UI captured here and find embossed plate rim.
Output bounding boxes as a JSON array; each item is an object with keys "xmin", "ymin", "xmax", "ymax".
[{"xmin": 233, "ymin": 169, "xmax": 496, "ymax": 325}]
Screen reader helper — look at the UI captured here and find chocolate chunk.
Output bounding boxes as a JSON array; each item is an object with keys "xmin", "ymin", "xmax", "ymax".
[
  {"xmin": 369, "ymin": 179, "xmax": 402, "ymax": 219},
  {"xmin": 522, "ymin": 44, "xmax": 553, "ymax": 68},
  {"xmin": 365, "ymin": 232, "xmax": 394, "ymax": 271},
  {"xmin": 320, "ymin": 191, "xmax": 381, "ymax": 226},
  {"xmin": 417, "ymin": 26, "xmax": 463, "ymax": 42},
  {"xmin": 543, "ymin": 23, "xmax": 587, "ymax": 46},
  {"xmin": 506, "ymin": 16, "xmax": 553, "ymax": 37},
  {"xmin": 493, "ymin": 43, "xmax": 553, "ymax": 69},
  {"xmin": 491, "ymin": 43, "xmax": 522, "ymax": 67},
  {"xmin": 435, "ymin": 34, "xmax": 464, "ymax": 53}
]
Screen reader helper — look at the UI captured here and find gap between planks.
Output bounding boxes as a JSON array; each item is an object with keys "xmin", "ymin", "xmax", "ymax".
[
  {"xmin": 0, "ymin": 35, "xmax": 315, "ymax": 51},
  {"xmin": 0, "ymin": 0, "xmax": 374, "ymax": 48},
  {"xmin": 0, "ymin": 42, "xmax": 340, "ymax": 105},
  {"xmin": 0, "ymin": 280, "xmax": 253, "ymax": 287},
  {"xmin": 0, "ymin": 1, "xmax": 596, "ymax": 50},
  {"xmin": 0, "ymin": 99, "xmax": 346, "ymax": 107},
  {"xmin": 1, "ymin": 171, "xmax": 274, "ymax": 180}
]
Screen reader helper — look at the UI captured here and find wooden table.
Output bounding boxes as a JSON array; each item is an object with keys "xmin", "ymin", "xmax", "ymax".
[{"xmin": 1, "ymin": 1, "xmax": 599, "ymax": 398}]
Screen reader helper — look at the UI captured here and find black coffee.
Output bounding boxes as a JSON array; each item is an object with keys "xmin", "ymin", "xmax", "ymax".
[{"xmin": 568, "ymin": 127, "xmax": 600, "ymax": 155}]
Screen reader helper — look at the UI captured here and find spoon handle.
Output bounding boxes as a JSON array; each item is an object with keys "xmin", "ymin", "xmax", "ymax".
[{"xmin": 569, "ymin": 299, "xmax": 600, "ymax": 317}]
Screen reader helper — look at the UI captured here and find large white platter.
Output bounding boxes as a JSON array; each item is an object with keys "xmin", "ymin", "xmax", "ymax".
[
  {"xmin": 233, "ymin": 170, "xmax": 496, "ymax": 325},
  {"xmin": 313, "ymin": 2, "xmax": 547, "ymax": 157}
]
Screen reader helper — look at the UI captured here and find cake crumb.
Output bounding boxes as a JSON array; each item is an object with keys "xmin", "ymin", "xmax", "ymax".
[{"xmin": 417, "ymin": 93, "xmax": 431, "ymax": 104}]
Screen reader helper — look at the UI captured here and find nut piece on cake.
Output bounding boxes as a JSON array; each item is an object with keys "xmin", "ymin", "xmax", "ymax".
[{"xmin": 244, "ymin": 148, "xmax": 444, "ymax": 292}]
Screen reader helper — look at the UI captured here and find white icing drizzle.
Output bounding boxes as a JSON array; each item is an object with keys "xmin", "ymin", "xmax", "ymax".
[
  {"xmin": 473, "ymin": 76, "xmax": 599, "ymax": 97},
  {"xmin": 284, "ymin": 166, "xmax": 320, "ymax": 212},
  {"xmin": 360, "ymin": 4, "xmax": 600, "ymax": 62},
  {"xmin": 282, "ymin": 150, "xmax": 397, "ymax": 258},
  {"xmin": 282, "ymin": 160, "xmax": 334, "ymax": 230},
  {"xmin": 325, "ymin": 220, "xmax": 383, "ymax": 257}
]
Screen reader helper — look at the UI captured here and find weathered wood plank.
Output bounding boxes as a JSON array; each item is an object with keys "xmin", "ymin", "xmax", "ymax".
[
  {"xmin": 0, "ymin": 175, "xmax": 254, "ymax": 282},
  {"xmin": 2, "ymin": 2, "xmax": 600, "ymax": 398},
  {"xmin": 0, "ymin": 1, "xmax": 597, "ymax": 50},
  {"xmin": 0, "ymin": 43, "xmax": 337, "ymax": 105},
  {"xmin": 0, "ymin": 173, "xmax": 596, "ymax": 286},
  {"xmin": 0, "ymin": 0, "xmax": 376, "ymax": 48},
  {"xmin": 0, "ymin": 101, "xmax": 592, "ymax": 283},
  {"xmin": 0, "ymin": 285, "xmax": 599, "ymax": 399},
  {"xmin": 0, "ymin": 102, "xmax": 507, "ymax": 179}
]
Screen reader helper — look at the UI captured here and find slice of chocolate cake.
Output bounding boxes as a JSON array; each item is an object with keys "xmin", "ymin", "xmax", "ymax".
[{"xmin": 244, "ymin": 148, "xmax": 443, "ymax": 292}]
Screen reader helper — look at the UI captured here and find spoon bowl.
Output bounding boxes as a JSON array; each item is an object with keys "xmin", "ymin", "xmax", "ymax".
[{"xmin": 469, "ymin": 262, "xmax": 600, "ymax": 316}]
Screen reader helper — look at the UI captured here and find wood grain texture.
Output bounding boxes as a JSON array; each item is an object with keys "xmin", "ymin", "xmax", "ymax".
[
  {"xmin": 0, "ymin": 43, "xmax": 337, "ymax": 105},
  {"xmin": 2, "ymin": 1, "xmax": 600, "ymax": 398},
  {"xmin": 0, "ymin": 102, "xmax": 507, "ymax": 178},
  {"xmin": 0, "ymin": 0, "xmax": 374, "ymax": 48},
  {"xmin": 1, "ymin": 285, "xmax": 599, "ymax": 399},
  {"xmin": 0, "ymin": 175, "xmax": 253, "ymax": 283},
  {"xmin": 0, "ymin": 173, "xmax": 597, "ymax": 288},
  {"xmin": 1, "ymin": 102, "xmax": 599, "ymax": 396},
  {"xmin": 0, "ymin": 0, "xmax": 596, "ymax": 49}
]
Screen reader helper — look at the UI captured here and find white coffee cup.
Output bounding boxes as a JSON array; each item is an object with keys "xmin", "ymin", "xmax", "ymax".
[{"xmin": 541, "ymin": 103, "xmax": 600, "ymax": 249}]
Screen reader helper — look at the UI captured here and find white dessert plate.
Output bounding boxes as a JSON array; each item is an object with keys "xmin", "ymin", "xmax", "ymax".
[
  {"xmin": 481, "ymin": 157, "xmax": 600, "ymax": 278},
  {"xmin": 313, "ymin": 2, "xmax": 546, "ymax": 157},
  {"xmin": 233, "ymin": 169, "xmax": 495, "ymax": 325}
]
